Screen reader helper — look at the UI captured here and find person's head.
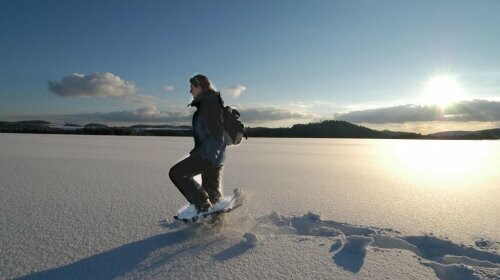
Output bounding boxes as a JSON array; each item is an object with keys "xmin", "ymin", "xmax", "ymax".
[{"xmin": 189, "ymin": 74, "xmax": 213, "ymax": 97}]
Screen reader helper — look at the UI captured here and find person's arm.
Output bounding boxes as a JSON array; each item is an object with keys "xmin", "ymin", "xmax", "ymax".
[
  {"xmin": 199, "ymin": 97, "xmax": 225, "ymax": 163},
  {"xmin": 200, "ymin": 98, "xmax": 224, "ymax": 138}
]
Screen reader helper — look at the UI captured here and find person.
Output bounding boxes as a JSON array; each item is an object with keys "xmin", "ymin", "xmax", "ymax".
[{"xmin": 169, "ymin": 74, "xmax": 226, "ymax": 214}]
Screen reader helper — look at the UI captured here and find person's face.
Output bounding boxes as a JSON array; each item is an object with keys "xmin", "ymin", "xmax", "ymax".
[{"xmin": 190, "ymin": 84, "xmax": 202, "ymax": 97}]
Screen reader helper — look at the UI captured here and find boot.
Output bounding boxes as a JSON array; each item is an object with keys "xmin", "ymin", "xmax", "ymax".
[
  {"xmin": 195, "ymin": 198, "xmax": 214, "ymax": 213},
  {"xmin": 207, "ymin": 190, "xmax": 222, "ymax": 205}
]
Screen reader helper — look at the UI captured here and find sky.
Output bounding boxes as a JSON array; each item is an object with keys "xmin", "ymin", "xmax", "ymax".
[{"xmin": 1, "ymin": 0, "xmax": 499, "ymax": 134}]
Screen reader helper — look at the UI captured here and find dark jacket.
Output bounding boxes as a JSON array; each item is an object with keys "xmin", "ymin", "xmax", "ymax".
[{"xmin": 189, "ymin": 90, "xmax": 226, "ymax": 166}]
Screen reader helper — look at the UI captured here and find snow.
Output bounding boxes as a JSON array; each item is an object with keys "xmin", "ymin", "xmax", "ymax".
[
  {"xmin": 343, "ymin": 236, "xmax": 374, "ymax": 253},
  {"xmin": 442, "ymin": 255, "xmax": 499, "ymax": 268},
  {"xmin": 309, "ymin": 226, "xmax": 343, "ymax": 237},
  {"xmin": 242, "ymin": 232, "xmax": 259, "ymax": 246},
  {"xmin": 0, "ymin": 133, "xmax": 499, "ymax": 279},
  {"xmin": 173, "ymin": 204, "xmax": 198, "ymax": 220}
]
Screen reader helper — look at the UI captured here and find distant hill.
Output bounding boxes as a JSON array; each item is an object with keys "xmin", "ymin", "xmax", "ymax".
[
  {"xmin": 130, "ymin": 124, "xmax": 191, "ymax": 130},
  {"xmin": 64, "ymin": 123, "xmax": 82, "ymax": 127},
  {"xmin": 0, "ymin": 120, "xmax": 50, "ymax": 126},
  {"xmin": 84, "ymin": 123, "xmax": 108, "ymax": 128},
  {"xmin": 381, "ymin": 130, "xmax": 421, "ymax": 138},
  {"xmin": 428, "ymin": 128, "xmax": 500, "ymax": 139},
  {"xmin": 0, "ymin": 119, "xmax": 497, "ymax": 139},
  {"xmin": 481, "ymin": 128, "xmax": 500, "ymax": 138},
  {"xmin": 0, "ymin": 120, "xmax": 55, "ymax": 133},
  {"xmin": 427, "ymin": 131, "xmax": 475, "ymax": 137},
  {"xmin": 0, "ymin": 121, "xmax": 192, "ymax": 136},
  {"xmin": 247, "ymin": 120, "xmax": 389, "ymax": 138}
]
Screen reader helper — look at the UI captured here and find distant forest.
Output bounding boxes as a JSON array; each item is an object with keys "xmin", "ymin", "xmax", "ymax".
[{"xmin": 1, "ymin": 120, "xmax": 499, "ymax": 140}]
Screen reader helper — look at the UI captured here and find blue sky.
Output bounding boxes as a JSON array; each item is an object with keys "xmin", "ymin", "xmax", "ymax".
[{"xmin": 1, "ymin": 0, "xmax": 499, "ymax": 133}]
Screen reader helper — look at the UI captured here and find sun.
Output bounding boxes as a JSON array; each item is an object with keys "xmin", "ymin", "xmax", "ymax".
[{"xmin": 422, "ymin": 75, "xmax": 464, "ymax": 108}]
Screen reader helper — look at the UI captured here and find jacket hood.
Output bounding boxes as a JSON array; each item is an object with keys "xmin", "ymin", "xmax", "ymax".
[{"xmin": 188, "ymin": 90, "xmax": 222, "ymax": 108}]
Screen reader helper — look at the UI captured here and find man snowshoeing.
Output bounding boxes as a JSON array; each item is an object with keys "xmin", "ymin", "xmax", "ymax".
[{"xmin": 169, "ymin": 74, "xmax": 226, "ymax": 214}]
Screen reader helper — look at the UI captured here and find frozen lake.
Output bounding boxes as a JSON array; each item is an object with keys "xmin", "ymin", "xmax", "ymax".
[{"xmin": 1, "ymin": 133, "xmax": 498, "ymax": 279}]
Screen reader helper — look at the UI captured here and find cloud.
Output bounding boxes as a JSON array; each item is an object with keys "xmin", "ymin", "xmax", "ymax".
[
  {"xmin": 444, "ymin": 99, "xmax": 500, "ymax": 121},
  {"xmin": 6, "ymin": 105, "xmax": 190, "ymax": 125},
  {"xmin": 163, "ymin": 85, "xmax": 174, "ymax": 92},
  {"xmin": 239, "ymin": 106, "xmax": 316, "ymax": 123},
  {"xmin": 135, "ymin": 105, "xmax": 160, "ymax": 116},
  {"xmin": 79, "ymin": 105, "xmax": 191, "ymax": 123},
  {"xmin": 48, "ymin": 72, "xmax": 138, "ymax": 98},
  {"xmin": 124, "ymin": 94, "xmax": 159, "ymax": 106},
  {"xmin": 222, "ymin": 85, "xmax": 246, "ymax": 98},
  {"xmin": 334, "ymin": 100, "xmax": 500, "ymax": 124},
  {"xmin": 335, "ymin": 104, "xmax": 440, "ymax": 124}
]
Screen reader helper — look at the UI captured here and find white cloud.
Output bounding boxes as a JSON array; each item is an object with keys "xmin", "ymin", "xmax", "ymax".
[
  {"xmin": 124, "ymin": 94, "xmax": 159, "ymax": 106},
  {"xmin": 163, "ymin": 85, "xmax": 174, "ymax": 92},
  {"xmin": 283, "ymin": 100, "xmax": 348, "ymax": 117},
  {"xmin": 48, "ymin": 72, "xmax": 138, "ymax": 98},
  {"xmin": 1, "ymin": 105, "xmax": 190, "ymax": 126},
  {"xmin": 222, "ymin": 85, "xmax": 246, "ymax": 98},
  {"xmin": 334, "ymin": 100, "xmax": 500, "ymax": 124},
  {"xmin": 239, "ymin": 106, "xmax": 316, "ymax": 124},
  {"xmin": 87, "ymin": 105, "xmax": 191, "ymax": 123},
  {"xmin": 135, "ymin": 105, "xmax": 160, "ymax": 116}
]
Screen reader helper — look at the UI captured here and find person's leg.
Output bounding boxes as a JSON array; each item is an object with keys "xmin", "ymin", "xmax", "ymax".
[
  {"xmin": 202, "ymin": 164, "xmax": 223, "ymax": 205},
  {"xmin": 169, "ymin": 154, "xmax": 212, "ymax": 211}
]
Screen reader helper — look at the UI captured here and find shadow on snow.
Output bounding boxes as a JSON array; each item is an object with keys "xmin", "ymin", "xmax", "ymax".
[{"xmin": 16, "ymin": 222, "xmax": 227, "ymax": 280}]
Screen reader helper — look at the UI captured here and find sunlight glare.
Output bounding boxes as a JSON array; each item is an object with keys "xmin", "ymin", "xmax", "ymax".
[
  {"xmin": 422, "ymin": 75, "xmax": 464, "ymax": 108},
  {"xmin": 384, "ymin": 140, "xmax": 490, "ymax": 188}
]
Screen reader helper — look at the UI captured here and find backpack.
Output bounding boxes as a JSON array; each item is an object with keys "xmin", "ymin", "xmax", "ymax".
[{"xmin": 221, "ymin": 106, "xmax": 247, "ymax": 145}]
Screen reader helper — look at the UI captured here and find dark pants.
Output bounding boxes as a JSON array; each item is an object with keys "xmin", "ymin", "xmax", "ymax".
[{"xmin": 169, "ymin": 153, "xmax": 223, "ymax": 207}]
